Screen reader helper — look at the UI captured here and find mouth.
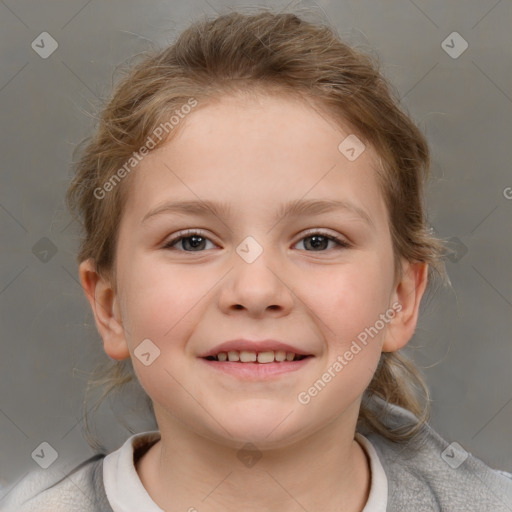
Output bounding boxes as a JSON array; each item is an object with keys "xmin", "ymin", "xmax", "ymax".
[
  {"xmin": 203, "ymin": 350, "xmax": 310, "ymax": 363},
  {"xmin": 199, "ymin": 342, "xmax": 314, "ymax": 379}
]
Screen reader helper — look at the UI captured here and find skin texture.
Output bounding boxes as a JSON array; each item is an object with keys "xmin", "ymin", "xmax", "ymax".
[{"xmin": 80, "ymin": 92, "xmax": 428, "ymax": 511}]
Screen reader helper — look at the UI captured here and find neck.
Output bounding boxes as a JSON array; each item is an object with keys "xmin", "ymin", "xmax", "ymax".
[{"xmin": 136, "ymin": 403, "xmax": 370, "ymax": 512}]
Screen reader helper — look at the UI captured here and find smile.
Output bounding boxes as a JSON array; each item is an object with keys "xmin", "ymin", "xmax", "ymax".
[
  {"xmin": 200, "ymin": 352, "xmax": 313, "ymax": 379},
  {"xmin": 204, "ymin": 350, "xmax": 309, "ymax": 363}
]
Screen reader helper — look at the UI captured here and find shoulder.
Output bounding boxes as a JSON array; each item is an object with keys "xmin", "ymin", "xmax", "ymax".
[
  {"xmin": 360, "ymin": 396, "xmax": 512, "ymax": 512},
  {"xmin": 1, "ymin": 454, "xmax": 113, "ymax": 512}
]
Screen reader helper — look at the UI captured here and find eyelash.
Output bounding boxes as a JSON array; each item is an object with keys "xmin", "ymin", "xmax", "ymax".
[{"xmin": 162, "ymin": 229, "xmax": 352, "ymax": 252}]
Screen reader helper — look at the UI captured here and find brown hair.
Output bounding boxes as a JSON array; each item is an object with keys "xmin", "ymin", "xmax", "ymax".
[{"xmin": 66, "ymin": 8, "xmax": 449, "ymax": 452}]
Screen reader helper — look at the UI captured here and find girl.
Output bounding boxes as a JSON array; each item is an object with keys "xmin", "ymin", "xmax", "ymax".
[{"xmin": 5, "ymin": 8, "xmax": 512, "ymax": 512}]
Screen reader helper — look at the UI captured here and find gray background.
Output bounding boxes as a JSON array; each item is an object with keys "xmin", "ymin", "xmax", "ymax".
[{"xmin": 1, "ymin": 0, "xmax": 511, "ymax": 499}]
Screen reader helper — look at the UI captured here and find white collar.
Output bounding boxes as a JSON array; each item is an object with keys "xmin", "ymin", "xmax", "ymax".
[
  {"xmin": 103, "ymin": 430, "xmax": 387, "ymax": 511},
  {"xmin": 103, "ymin": 430, "xmax": 163, "ymax": 512}
]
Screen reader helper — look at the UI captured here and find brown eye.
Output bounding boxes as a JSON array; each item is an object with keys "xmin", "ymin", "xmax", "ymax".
[
  {"xmin": 295, "ymin": 231, "xmax": 351, "ymax": 251},
  {"xmin": 162, "ymin": 230, "xmax": 215, "ymax": 251}
]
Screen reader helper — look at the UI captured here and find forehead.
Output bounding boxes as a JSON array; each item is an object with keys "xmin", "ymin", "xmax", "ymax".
[{"xmin": 122, "ymin": 93, "xmax": 386, "ymax": 224}]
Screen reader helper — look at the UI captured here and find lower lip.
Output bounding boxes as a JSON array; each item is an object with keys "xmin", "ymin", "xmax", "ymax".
[{"xmin": 199, "ymin": 357, "xmax": 313, "ymax": 379}]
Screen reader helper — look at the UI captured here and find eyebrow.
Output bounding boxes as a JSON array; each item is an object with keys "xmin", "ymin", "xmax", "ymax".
[{"xmin": 141, "ymin": 198, "xmax": 375, "ymax": 230}]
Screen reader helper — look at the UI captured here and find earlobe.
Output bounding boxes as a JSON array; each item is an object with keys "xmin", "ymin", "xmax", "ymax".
[
  {"xmin": 382, "ymin": 260, "xmax": 429, "ymax": 353},
  {"xmin": 78, "ymin": 258, "xmax": 131, "ymax": 361}
]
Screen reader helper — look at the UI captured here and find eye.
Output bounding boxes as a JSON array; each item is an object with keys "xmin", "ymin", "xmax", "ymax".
[
  {"xmin": 162, "ymin": 229, "xmax": 351, "ymax": 252},
  {"xmin": 294, "ymin": 230, "xmax": 351, "ymax": 252},
  {"xmin": 162, "ymin": 230, "xmax": 216, "ymax": 252}
]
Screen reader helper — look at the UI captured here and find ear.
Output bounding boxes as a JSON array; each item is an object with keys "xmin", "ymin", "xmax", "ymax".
[
  {"xmin": 78, "ymin": 258, "xmax": 130, "ymax": 360},
  {"xmin": 382, "ymin": 260, "xmax": 428, "ymax": 352}
]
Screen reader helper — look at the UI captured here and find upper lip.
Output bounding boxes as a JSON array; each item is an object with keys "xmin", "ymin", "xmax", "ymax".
[{"xmin": 198, "ymin": 339, "xmax": 312, "ymax": 358}]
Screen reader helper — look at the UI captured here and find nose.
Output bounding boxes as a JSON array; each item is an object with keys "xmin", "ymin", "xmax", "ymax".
[{"xmin": 217, "ymin": 246, "xmax": 294, "ymax": 318}]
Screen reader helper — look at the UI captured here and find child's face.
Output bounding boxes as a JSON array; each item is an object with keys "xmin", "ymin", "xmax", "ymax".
[{"xmin": 84, "ymin": 93, "xmax": 425, "ymax": 448}]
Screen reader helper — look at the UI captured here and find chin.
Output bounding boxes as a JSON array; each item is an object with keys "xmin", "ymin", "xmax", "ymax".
[{"xmin": 211, "ymin": 401, "xmax": 304, "ymax": 447}]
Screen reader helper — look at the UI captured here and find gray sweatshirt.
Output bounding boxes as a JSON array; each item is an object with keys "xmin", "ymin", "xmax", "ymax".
[{"xmin": 2, "ymin": 396, "xmax": 511, "ymax": 511}]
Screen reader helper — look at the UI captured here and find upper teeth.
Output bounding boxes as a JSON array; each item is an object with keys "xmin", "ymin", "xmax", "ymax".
[{"xmin": 214, "ymin": 350, "xmax": 300, "ymax": 363}]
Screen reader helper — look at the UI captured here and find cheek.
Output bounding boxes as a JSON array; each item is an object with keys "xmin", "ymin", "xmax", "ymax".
[
  {"xmin": 119, "ymin": 257, "xmax": 211, "ymax": 386},
  {"xmin": 295, "ymin": 260, "xmax": 390, "ymax": 417},
  {"xmin": 303, "ymin": 255, "xmax": 393, "ymax": 348},
  {"xmin": 122, "ymin": 256, "xmax": 207, "ymax": 339}
]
